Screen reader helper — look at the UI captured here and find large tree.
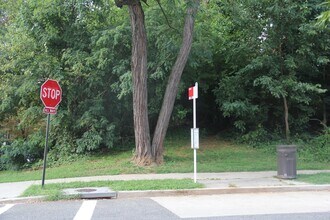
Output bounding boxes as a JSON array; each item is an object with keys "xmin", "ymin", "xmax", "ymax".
[
  {"xmin": 0, "ymin": 0, "xmax": 207, "ymax": 169},
  {"xmin": 117, "ymin": 0, "xmax": 201, "ymax": 165}
]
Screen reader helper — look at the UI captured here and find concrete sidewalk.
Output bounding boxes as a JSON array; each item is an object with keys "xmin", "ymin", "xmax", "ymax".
[{"xmin": 1, "ymin": 170, "xmax": 329, "ymax": 203}]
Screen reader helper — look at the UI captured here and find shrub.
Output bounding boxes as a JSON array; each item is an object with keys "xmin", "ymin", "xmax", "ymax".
[
  {"xmin": 239, "ymin": 126, "xmax": 276, "ymax": 147},
  {"xmin": 300, "ymin": 128, "xmax": 330, "ymax": 163},
  {"xmin": 0, "ymin": 132, "xmax": 44, "ymax": 170}
]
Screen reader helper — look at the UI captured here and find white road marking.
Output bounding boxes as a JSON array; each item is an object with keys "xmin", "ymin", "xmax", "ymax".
[
  {"xmin": 152, "ymin": 191, "xmax": 330, "ymax": 218},
  {"xmin": 73, "ymin": 200, "xmax": 97, "ymax": 220},
  {"xmin": 0, "ymin": 204, "xmax": 15, "ymax": 215}
]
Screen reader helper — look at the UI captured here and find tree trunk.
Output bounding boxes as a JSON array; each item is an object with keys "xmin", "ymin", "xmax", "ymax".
[
  {"xmin": 322, "ymin": 99, "xmax": 327, "ymax": 127},
  {"xmin": 128, "ymin": 3, "xmax": 152, "ymax": 166},
  {"xmin": 151, "ymin": 0, "xmax": 200, "ymax": 164},
  {"xmin": 283, "ymin": 96, "xmax": 290, "ymax": 143},
  {"xmin": 322, "ymin": 71, "xmax": 327, "ymax": 127}
]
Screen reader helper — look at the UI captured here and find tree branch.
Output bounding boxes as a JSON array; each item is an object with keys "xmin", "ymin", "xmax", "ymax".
[{"xmin": 154, "ymin": 0, "xmax": 180, "ymax": 33}]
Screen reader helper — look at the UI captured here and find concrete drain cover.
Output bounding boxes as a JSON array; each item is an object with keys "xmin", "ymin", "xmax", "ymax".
[
  {"xmin": 63, "ymin": 187, "xmax": 117, "ymax": 199},
  {"xmin": 76, "ymin": 189, "xmax": 97, "ymax": 193}
]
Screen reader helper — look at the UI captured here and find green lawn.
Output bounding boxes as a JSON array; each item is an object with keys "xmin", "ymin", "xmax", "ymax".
[
  {"xmin": 22, "ymin": 179, "xmax": 203, "ymax": 201},
  {"xmin": 1, "ymin": 136, "xmax": 329, "ymax": 183},
  {"xmin": 297, "ymin": 172, "xmax": 330, "ymax": 184}
]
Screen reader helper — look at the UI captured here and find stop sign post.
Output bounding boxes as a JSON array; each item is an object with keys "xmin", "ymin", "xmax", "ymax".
[{"xmin": 40, "ymin": 79, "xmax": 62, "ymax": 187}]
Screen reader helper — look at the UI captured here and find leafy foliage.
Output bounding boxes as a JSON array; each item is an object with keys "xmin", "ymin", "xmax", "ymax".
[
  {"xmin": 316, "ymin": 0, "xmax": 330, "ymax": 27},
  {"xmin": 0, "ymin": 0, "xmax": 329, "ymax": 169},
  {"xmin": 0, "ymin": 131, "xmax": 44, "ymax": 170},
  {"xmin": 0, "ymin": 0, "xmax": 129, "ymax": 169},
  {"xmin": 213, "ymin": 0, "xmax": 329, "ymax": 137},
  {"xmin": 300, "ymin": 128, "xmax": 330, "ymax": 162}
]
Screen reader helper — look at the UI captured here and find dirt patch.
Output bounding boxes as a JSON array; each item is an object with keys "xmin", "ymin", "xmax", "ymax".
[{"xmin": 200, "ymin": 136, "xmax": 234, "ymax": 149}]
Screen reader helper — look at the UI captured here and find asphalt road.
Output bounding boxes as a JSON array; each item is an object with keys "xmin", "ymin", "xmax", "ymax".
[{"xmin": 0, "ymin": 191, "xmax": 329, "ymax": 220}]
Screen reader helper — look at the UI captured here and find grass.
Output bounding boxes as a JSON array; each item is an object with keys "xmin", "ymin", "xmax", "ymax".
[
  {"xmin": 22, "ymin": 179, "xmax": 204, "ymax": 201},
  {"xmin": 0, "ymin": 136, "xmax": 329, "ymax": 183},
  {"xmin": 297, "ymin": 172, "xmax": 330, "ymax": 184}
]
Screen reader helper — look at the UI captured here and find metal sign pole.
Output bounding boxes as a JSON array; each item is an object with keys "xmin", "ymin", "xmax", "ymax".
[
  {"xmin": 42, "ymin": 113, "xmax": 50, "ymax": 188},
  {"xmin": 189, "ymin": 82, "xmax": 199, "ymax": 183},
  {"xmin": 40, "ymin": 79, "xmax": 62, "ymax": 188},
  {"xmin": 193, "ymin": 82, "xmax": 198, "ymax": 183},
  {"xmin": 193, "ymin": 96, "xmax": 197, "ymax": 183}
]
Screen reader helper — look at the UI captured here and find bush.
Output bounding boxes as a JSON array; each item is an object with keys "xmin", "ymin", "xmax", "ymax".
[
  {"xmin": 76, "ymin": 123, "xmax": 116, "ymax": 153},
  {"xmin": 300, "ymin": 129, "xmax": 330, "ymax": 163},
  {"xmin": 0, "ymin": 132, "xmax": 44, "ymax": 170},
  {"xmin": 239, "ymin": 126, "xmax": 276, "ymax": 147}
]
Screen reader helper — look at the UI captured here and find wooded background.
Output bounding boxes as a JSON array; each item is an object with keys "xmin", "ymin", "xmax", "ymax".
[{"xmin": 0, "ymin": 0, "xmax": 329, "ymax": 170}]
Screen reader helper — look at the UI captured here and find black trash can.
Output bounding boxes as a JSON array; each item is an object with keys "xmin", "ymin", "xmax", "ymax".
[{"xmin": 277, "ymin": 145, "xmax": 297, "ymax": 179}]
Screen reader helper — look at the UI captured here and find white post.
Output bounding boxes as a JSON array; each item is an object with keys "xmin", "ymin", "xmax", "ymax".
[
  {"xmin": 194, "ymin": 149, "xmax": 197, "ymax": 183},
  {"xmin": 193, "ymin": 82, "xmax": 198, "ymax": 183}
]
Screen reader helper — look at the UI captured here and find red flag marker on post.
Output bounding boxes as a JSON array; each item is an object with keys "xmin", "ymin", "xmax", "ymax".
[
  {"xmin": 188, "ymin": 82, "xmax": 199, "ymax": 183},
  {"xmin": 188, "ymin": 84, "xmax": 198, "ymax": 100},
  {"xmin": 40, "ymin": 79, "xmax": 62, "ymax": 187}
]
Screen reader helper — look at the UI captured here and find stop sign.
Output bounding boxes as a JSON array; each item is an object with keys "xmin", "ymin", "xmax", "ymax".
[{"xmin": 40, "ymin": 79, "xmax": 62, "ymax": 110}]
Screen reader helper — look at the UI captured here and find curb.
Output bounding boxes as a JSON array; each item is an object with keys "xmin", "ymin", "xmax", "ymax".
[
  {"xmin": 1, "ymin": 185, "xmax": 329, "ymax": 204},
  {"xmin": 0, "ymin": 196, "xmax": 45, "ymax": 205},
  {"xmin": 117, "ymin": 184, "xmax": 330, "ymax": 199}
]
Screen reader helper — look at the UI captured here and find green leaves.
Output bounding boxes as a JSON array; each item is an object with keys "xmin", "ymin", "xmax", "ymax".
[
  {"xmin": 253, "ymin": 76, "xmax": 285, "ymax": 99},
  {"xmin": 254, "ymin": 76, "xmax": 326, "ymax": 104},
  {"xmin": 316, "ymin": 0, "xmax": 330, "ymax": 28},
  {"xmin": 0, "ymin": 0, "xmax": 132, "ymax": 168},
  {"xmin": 213, "ymin": 0, "xmax": 329, "ymax": 135}
]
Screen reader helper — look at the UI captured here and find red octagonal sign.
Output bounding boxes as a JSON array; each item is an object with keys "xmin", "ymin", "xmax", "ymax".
[{"xmin": 40, "ymin": 79, "xmax": 62, "ymax": 114}]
